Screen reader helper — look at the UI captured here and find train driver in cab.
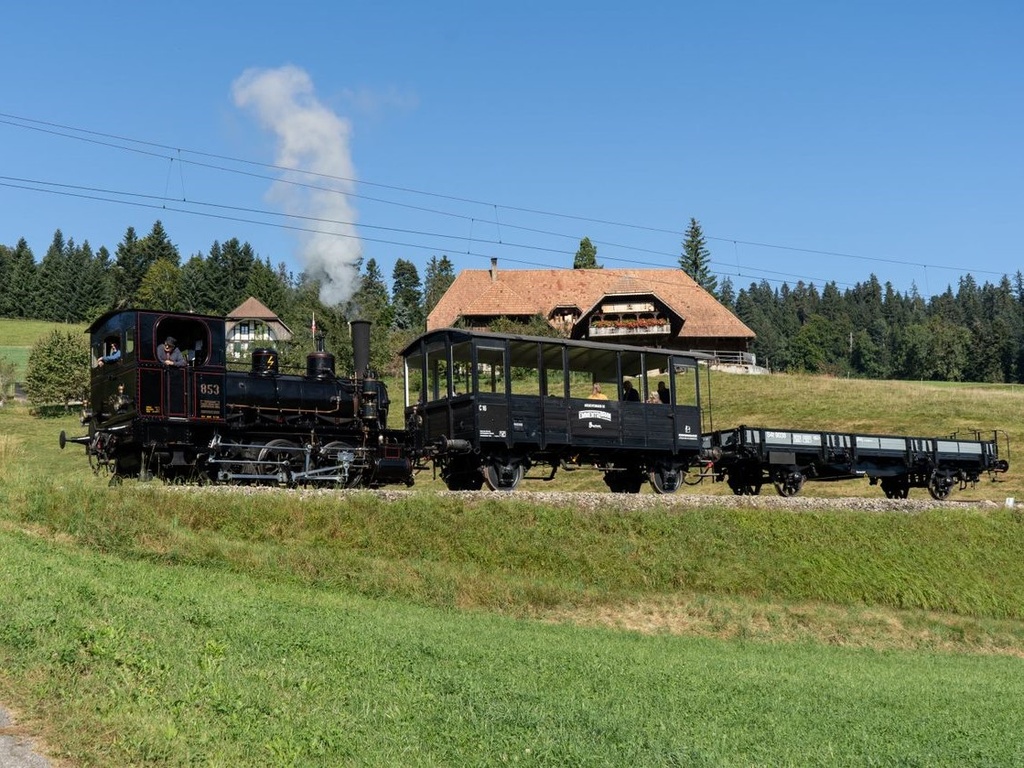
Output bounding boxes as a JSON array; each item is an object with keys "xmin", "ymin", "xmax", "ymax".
[
  {"xmin": 158, "ymin": 336, "xmax": 185, "ymax": 367},
  {"xmin": 97, "ymin": 340, "xmax": 121, "ymax": 367}
]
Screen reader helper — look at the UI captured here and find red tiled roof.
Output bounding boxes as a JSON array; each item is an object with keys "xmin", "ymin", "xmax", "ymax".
[
  {"xmin": 428, "ymin": 267, "xmax": 754, "ymax": 341},
  {"xmin": 228, "ymin": 296, "xmax": 279, "ymax": 320}
]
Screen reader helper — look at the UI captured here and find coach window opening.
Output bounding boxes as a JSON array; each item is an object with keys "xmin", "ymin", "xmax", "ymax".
[
  {"xmin": 403, "ymin": 348, "xmax": 425, "ymax": 407},
  {"xmin": 619, "ymin": 349, "xmax": 644, "ymax": 401},
  {"xmin": 450, "ymin": 341, "xmax": 472, "ymax": 395},
  {"xmin": 542, "ymin": 344, "xmax": 566, "ymax": 398},
  {"xmin": 508, "ymin": 339, "xmax": 540, "ymax": 397},
  {"xmin": 424, "ymin": 340, "xmax": 449, "ymax": 402},
  {"xmin": 645, "ymin": 352, "xmax": 671, "ymax": 404},
  {"xmin": 473, "ymin": 343, "xmax": 506, "ymax": 395},
  {"xmin": 567, "ymin": 345, "xmax": 615, "ymax": 399}
]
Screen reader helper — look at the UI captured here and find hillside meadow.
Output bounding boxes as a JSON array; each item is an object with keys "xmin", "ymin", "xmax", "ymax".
[{"xmin": 1, "ymin": 335, "xmax": 1024, "ymax": 764}]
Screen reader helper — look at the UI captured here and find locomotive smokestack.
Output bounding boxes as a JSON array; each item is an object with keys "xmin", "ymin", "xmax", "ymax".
[{"xmin": 351, "ymin": 320, "xmax": 370, "ymax": 377}]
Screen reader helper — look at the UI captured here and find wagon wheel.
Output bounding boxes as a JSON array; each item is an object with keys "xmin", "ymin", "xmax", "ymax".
[
  {"xmin": 727, "ymin": 468, "xmax": 762, "ymax": 496},
  {"xmin": 649, "ymin": 463, "xmax": 684, "ymax": 494},
  {"xmin": 927, "ymin": 470, "xmax": 955, "ymax": 501},
  {"xmin": 321, "ymin": 440, "xmax": 362, "ymax": 488},
  {"xmin": 773, "ymin": 470, "xmax": 805, "ymax": 498},
  {"xmin": 880, "ymin": 476, "xmax": 910, "ymax": 499},
  {"xmin": 483, "ymin": 458, "xmax": 525, "ymax": 492},
  {"xmin": 257, "ymin": 439, "xmax": 300, "ymax": 485}
]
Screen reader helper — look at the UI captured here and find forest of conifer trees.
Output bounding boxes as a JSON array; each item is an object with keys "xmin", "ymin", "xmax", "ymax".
[{"xmin": 3, "ymin": 220, "xmax": 1022, "ymax": 384}]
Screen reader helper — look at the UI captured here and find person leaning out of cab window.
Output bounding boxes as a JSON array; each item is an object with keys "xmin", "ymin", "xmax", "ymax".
[
  {"xmin": 158, "ymin": 336, "xmax": 186, "ymax": 367},
  {"xmin": 97, "ymin": 340, "xmax": 121, "ymax": 367}
]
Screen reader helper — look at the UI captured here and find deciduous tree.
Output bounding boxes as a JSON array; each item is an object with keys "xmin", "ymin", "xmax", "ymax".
[{"xmin": 26, "ymin": 329, "xmax": 89, "ymax": 411}]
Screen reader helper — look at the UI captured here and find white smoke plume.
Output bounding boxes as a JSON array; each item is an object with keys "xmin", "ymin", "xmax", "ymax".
[{"xmin": 232, "ymin": 65, "xmax": 361, "ymax": 306}]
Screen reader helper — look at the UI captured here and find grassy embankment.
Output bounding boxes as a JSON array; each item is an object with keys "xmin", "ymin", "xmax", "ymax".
[{"xmin": 1, "ymin": 324, "xmax": 1024, "ymax": 764}]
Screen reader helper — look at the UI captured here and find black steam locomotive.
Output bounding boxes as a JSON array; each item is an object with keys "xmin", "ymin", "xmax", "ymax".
[
  {"xmin": 61, "ymin": 308, "xmax": 414, "ymax": 488},
  {"xmin": 61, "ymin": 309, "xmax": 1009, "ymax": 499}
]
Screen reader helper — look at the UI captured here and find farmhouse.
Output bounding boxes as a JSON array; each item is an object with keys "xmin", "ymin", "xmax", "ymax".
[
  {"xmin": 428, "ymin": 259, "xmax": 755, "ymax": 356},
  {"xmin": 225, "ymin": 296, "xmax": 293, "ymax": 359}
]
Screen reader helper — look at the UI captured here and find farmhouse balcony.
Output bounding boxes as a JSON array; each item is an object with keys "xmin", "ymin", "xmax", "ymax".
[{"xmin": 588, "ymin": 320, "xmax": 672, "ymax": 338}]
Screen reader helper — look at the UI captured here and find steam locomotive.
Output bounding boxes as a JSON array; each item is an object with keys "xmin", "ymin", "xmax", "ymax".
[
  {"xmin": 60, "ymin": 308, "xmax": 1009, "ymax": 498},
  {"xmin": 61, "ymin": 308, "xmax": 414, "ymax": 488}
]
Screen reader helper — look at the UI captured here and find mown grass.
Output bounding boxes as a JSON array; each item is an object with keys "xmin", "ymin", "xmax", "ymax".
[
  {"xmin": 6, "ymin": 529, "xmax": 1024, "ymax": 766},
  {"xmin": 3, "ymin": 361, "xmax": 1024, "ymax": 764}
]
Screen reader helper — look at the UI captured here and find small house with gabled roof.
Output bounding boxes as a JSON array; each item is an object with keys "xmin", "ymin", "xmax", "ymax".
[
  {"xmin": 225, "ymin": 296, "xmax": 293, "ymax": 359},
  {"xmin": 427, "ymin": 259, "xmax": 755, "ymax": 355}
]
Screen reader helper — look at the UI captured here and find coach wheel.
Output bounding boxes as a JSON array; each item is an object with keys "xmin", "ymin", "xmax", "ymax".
[
  {"xmin": 258, "ymin": 439, "xmax": 300, "ymax": 485},
  {"xmin": 649, "ymin": 464, "xmax": 684, "ymax": 494},
  {"xmin": 443, "ymin": 458, "xmax": 484, "ymax": 491},
  {"xmin": 880, "ymin": 476, "xmax": 910, "ymax": 499},
  {"xmin": 604, "ymin": 466, "xmax": 645, "ymax": 493},
  {"xmin": 927, "ymin": 470, "xmax": 955, "ymax": 501},
  {"xmin": 773, "ymin": 470, "xmax": 805, "ymax": 498},
  {"xmin": 483, "ymin": 459, "xmax": 525, "ymax": 492}
]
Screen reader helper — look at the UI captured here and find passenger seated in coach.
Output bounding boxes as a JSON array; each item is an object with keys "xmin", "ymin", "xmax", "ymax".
[
  {"xmin": 621, "ymin": 379, "xmax": 641, "ymax": 402},
  {"xmin": 657, "ymin": 381, "xmax": 670, "ymax": 404}
]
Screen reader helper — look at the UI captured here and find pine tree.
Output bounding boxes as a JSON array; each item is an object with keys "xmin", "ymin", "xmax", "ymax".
[
  {"xmin": 423, "ymin": 255, "xmax": 456, "ymax": 318},
  {"xmin": 0, "ymin": 245, "xmax": 10, "ymax": 317},
  {"xmin": 35, "ymin": 231, "xmax": 71, "ymax": 321},
  {"xmin": 179, "ymin": 255, "xmax": 212, "ymax": 314},
  {"xmin": 573, "ymin": 237, "xmax": 601, "ymax": 269},
  {"xmin": 391, "ymin": 258, "xmax": 424, "ymax": 330},
  {"xmin": 679, "ymin": 218, "xmax": 718, "ymax": 298},
  {"xmin": 349, "ymin": 258, "xmax": 393, "ymax": 374},
  {"xmin": 140, "ymin": 220, "xmax": 180, "ymax": 266},
  {"xmin": 113, "ymin": 226, "xmax": 146, "ymax": 307},
  {"xmin": 6, "ymin": 239, "xmax": 37, "ymax": 319},
  {"xmin": 245, "ymin": 258, "xmax": 289, "ymax": 316}
]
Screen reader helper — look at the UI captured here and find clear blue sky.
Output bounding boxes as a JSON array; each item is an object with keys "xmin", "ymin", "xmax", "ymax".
[{"xmin": 3, "ymin": 1, "xmax": 1021, "ymax": 305}]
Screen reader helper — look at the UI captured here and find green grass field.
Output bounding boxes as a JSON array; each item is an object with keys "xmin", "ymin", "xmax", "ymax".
[
  {"xmin": 3, "ymin": 318, "xmax": 1024, "ymax": 765},
  {"xmin": 0, "ymin": 318, "xmax": 86, "ymax": 388}
]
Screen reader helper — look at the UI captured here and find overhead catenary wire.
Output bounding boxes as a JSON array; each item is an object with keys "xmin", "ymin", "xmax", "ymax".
[{"xmin": 0, "ymin": 111, "xmax": 1007, "ymax": 291}]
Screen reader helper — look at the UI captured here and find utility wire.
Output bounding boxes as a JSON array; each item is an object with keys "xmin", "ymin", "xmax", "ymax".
[{"xmin": 0, "ymin": 111, "xmax": 1007, "ymax": 287}]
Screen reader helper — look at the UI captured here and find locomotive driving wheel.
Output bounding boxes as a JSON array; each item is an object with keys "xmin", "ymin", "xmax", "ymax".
[
  {"xmin": 320, "ymin": 440, "xmax": 362, "ymax": 488},
  {"xmin": 257, "ymin": 439, "xmax": 300, "ymax": 486}
]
